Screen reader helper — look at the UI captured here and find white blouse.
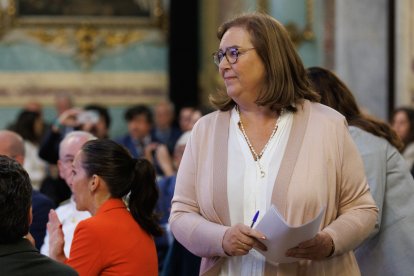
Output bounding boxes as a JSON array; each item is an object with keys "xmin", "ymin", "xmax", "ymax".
[{"xmin": 220, "ymin": 107, "xmax": 293, "ymax": 276}]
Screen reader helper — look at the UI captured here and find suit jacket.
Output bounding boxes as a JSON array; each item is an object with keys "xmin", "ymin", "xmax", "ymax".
[
  {"xmin": 350, "ymin": 126, "xmax": 414, "ymax": 276},
  {"xmin": 0, "ymin": 238, "xmax": 77, "ymax": 276},
  {"xmin": 170, "ymin": 100, "xmax": 378, "ymax": 275},
  {"xmin": 157, "ymin": 175, "xmax": 177, "ymax": 225},
  {"xmin": 152, "ymin": 126, "xmax": 182, "ymax": 155},
  {"xmin": 115, "ymin": 134, "xmax": 165, "ymax": 176},
  {"xmin": 115, "ymin": 134, "xmax": 160, "ymax": 159},
  {"xmin": 66, "ymin": 198, "xmax": 158, "ymax": 276},
  {"xmin": 115, "ymin": 134, "xmax": 141, "ymax": 158},
  {"xmin": 38, "ymin": 128, "xmax": 63, "ymax": 165},
  {"xmin": 31, "ymin": 190, "xmax": 55, "ymax": 249}
]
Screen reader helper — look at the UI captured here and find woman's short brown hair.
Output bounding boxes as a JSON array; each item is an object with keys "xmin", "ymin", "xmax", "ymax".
[{"xmin": 210, "ymin": 12, "xmax": 320, "ymax": 112}]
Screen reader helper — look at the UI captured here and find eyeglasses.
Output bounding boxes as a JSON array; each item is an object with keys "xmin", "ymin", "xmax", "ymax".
[{"xmin": 212, "ymin": 47, "xmax": 255, "ymax": 66}]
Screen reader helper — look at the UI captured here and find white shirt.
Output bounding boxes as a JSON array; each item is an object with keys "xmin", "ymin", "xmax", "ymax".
[
  {"xmin": 41, "ymin": 197, "xmax": 91, "ymax": 257},
  {"xmin": 220, "ymin": 107, "xmax": 293, "ymax": 276},
  {"xmin": 23, "ymin": 141, "xmax": 47, "ymax": 190}
]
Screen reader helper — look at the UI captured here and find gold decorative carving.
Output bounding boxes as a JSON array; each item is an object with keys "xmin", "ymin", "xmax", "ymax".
[
  {"xmin": 25, "ymin": 26, "xmax": 146, "ymax": 69},
  {"xmin": 0, "ymin": 0, "xmax": 167, "ymax": 68},
  {"xmin": 256, "ymin": 0, "xmax": 314, "ymax": 46},
  {"xmin": 285, "ymin": 0, "xmax": 315, "ymax": 46},
  {"xmin": 257, "ymin": 0, "xmax": 269, "ymax": 12}
]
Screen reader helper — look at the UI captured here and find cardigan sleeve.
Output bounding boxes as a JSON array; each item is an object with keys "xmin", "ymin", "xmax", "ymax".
[
  {"xmin": 322, "ymin": 122, "xmax": 378, "ymax": 255},
  {"xmin": 169, "ymin": 123, "xmax": 229, "ymax": 258}
]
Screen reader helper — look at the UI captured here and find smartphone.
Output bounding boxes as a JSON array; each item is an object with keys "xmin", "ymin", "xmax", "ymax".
[{"xmin": 77, "ymin": 110, "xmax": 99, "ymax": 124}]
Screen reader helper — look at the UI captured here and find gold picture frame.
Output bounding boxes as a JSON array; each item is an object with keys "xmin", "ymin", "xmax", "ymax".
[{"xmin": 10, "ymin": 0, "xmax": 165, "ymax": 28}]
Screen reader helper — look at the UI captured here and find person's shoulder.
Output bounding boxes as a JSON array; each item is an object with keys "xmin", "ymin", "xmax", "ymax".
[
  {"xmin": 32, "ymin": 190, "xmax": 52, "ymax": 202},
  {"xmin": 404, "ymin": 142, "xmax": 414, "ymax": 154},
  {"xmin": 114, "ymin": 134, "xmax": 130, "ymax": 144},
  {"xmin": 77, "ymin": 206, "xmax": 119, "ymax": 231},
  {"xmin": 349, "ymin": 126, "xmax": 386, "ymax": 145},
  {"xmin": 309, "ymin": 102, "xmax": 345, "ymax": 121},
  {"xmin": 171, "ymin": 126, "xmax": 182, "ymax": 136},
  {"xmin": 14, "ymin": 257, "xmax": 78, "ymax": 275},
  {"xmin": 32, "ymin": 191, "xmax": 55, "ymax": 208},
  {"xmin": 189, "ymin": 110, "xmax": 227, "ymax": 144},
  {"xmin": 73, "ymin": 215, "xmax": 103, "ymax": 240},
  {"xmin": 195, "ymin": 110, "xmax": 220, "ymax": 124},
  {"xmin": 192, "ymin": 110, "xmax": 227, "ymax": 132},
  {"xmin": 1, "ymin": 240, "xmax": 78, "ymax": 275},
  {"xmin": 349, "ymin": 126, "xmax": 389, "ymax": 154},
  {"xmin": 38, "ymin": 257, "xmax": 78, "ymax": 275},
  {"xmin": 301, "ymin": 101, "xmax": 346, "ymax": 128},
  {"xmin": 158, "ymin": 175, "xmax": 177, "ymax": 188}
]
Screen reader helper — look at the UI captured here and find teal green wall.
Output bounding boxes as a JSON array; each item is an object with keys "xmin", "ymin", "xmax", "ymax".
[
  {"xmin": 0, "ymin": 38, "xmax": 167, "ymax": 138},
  {"xmin": 0, "ymin": 41, "xmax": 167, "ymax": 72},
  {"xmin": 269, "ymin": 0, "xmax": 324, "ymax": 67}
]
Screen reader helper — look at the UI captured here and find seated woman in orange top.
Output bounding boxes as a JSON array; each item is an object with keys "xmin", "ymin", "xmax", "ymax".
[{"xmin": 48, "ymin": 139, "xmax": 161, "ymax": 275}]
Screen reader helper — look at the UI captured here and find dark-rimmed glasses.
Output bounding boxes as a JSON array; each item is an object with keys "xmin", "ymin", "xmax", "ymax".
[{"xmin": 212, "ymin": 47, "xmax": 255, "ymax": 66}]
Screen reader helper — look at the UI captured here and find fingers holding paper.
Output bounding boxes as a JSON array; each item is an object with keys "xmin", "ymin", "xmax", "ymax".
[
  {"xmin": 285, "ymin": 231, "xmax": 334, "ymax": 260},
  {"xmin": 222, "ymin": 223, "xmax": 267, "ymax": 256}
]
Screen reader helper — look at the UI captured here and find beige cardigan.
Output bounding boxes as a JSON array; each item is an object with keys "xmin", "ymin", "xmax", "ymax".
[{"xmin": 170, "ymin": 100, "xmax": 378, "ymax": 275}]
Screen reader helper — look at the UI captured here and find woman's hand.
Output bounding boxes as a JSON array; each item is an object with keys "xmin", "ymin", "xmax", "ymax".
[
  {"xmin": 47, "ymin": 210, "xmax": 67, "ymax": 263},
  {"xmin": 222, "ymin": 223, "xmax": 267, "ymax": 256},
  {"xmin": 155, "ymin": 144, "xmax": 175, "ymax": 176},
  {"xmin": 286, "ymin": 231, "xmax": 334, "ymax": 260}
]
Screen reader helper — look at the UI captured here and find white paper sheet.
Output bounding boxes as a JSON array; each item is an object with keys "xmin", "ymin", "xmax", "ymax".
[{"xmin": 254, "ymin": 205, "xmax": 326, "ymax": 264}]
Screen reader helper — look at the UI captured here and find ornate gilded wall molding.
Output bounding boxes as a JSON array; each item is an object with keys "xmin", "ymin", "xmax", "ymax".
[
  {"xmin": 284, "ymin": 0, "xmax": 315, "ymax": 46},
  {"xmin": 257, "ymin": 0, "xmax": 269, "ymax": 12},
  {"xmin": 257, "ymin": 0, "xmax": 314, "ymax": 46},
  {"xmin": 0, "ymin": 0, "xmax": 168, "ymax": 68}
]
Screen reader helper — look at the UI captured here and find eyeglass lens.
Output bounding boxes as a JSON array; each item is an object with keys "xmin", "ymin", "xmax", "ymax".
[{"xmin": 214, "ymin": 47, "xmax": 239, "ymax": 66}]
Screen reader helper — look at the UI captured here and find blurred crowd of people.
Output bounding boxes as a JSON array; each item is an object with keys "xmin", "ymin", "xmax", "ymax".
[{"xmin": 2, "ymin": 92, "xmax": 208, "ymax": 275}]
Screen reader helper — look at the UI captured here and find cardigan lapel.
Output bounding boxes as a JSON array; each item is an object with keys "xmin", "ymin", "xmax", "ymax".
[
  {"xmin": 271, "ymin": 100, "xmax": 311, "ymax": 217},
  {"xmin": 212, "ymin": 111, "xmax": 231, "ymax": 226}
]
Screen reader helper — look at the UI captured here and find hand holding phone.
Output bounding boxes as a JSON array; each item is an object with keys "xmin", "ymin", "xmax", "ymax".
[{"xmin": 77, "ymin": 111, "xmax": 99, "ymax": 125}]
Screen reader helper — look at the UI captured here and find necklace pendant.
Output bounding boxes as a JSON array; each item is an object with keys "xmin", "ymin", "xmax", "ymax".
[{"xmin": 260, "ymin": 170, "xmax": 265, "ymax": 178}]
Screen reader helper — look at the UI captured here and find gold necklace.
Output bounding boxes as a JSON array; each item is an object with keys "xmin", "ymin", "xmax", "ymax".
[{"xmin": 237, "ymin": 106, "xmax": 282, "ymax": 178}]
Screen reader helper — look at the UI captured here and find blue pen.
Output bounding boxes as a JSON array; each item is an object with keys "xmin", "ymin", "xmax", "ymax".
[{"xmin": 250, "ymin": 210, "xmax": 260, "ymax": 228}]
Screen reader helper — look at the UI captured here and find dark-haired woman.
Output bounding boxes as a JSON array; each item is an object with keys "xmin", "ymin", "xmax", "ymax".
[
  {"xmin": 48, "ymin": 139, "xmax": 160, "ymax": 275},
  {"xmin": 391, "ymin": 107, "xmax": 414, "ymax": 170},
  {"xmin": 307, "ymin": 66, "xmax": 414, "ymax": 276}
]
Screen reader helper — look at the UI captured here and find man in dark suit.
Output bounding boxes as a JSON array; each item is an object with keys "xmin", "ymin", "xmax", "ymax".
[
  {"xmin": 115, "ymin": 104, "xmax": 175, "ymax": 176},
  {"xmin": 115, "ymin": 104, "xmax": 158, "ymax": 158},
  {"xmin": 0, "ymin": 155, "xmax": 77, "ymax": 275},
  {"xmin": 0, "ymin": 130, "xmax": 55, "ymax": 249}
]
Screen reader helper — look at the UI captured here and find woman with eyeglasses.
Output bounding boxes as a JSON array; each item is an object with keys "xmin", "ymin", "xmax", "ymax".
[
  {"xmin": 47, "ymin": 139, "xmax": 160, "ymax": 275},
  {"xmin": 169, "ymin": 12, "xmax": 378, "ymax": 275}
]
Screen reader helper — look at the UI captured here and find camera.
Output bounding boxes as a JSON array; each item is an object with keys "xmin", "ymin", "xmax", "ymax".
[{"xmin": 77, "ymin": 111, "xmax": 99, "ymax": 125}]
